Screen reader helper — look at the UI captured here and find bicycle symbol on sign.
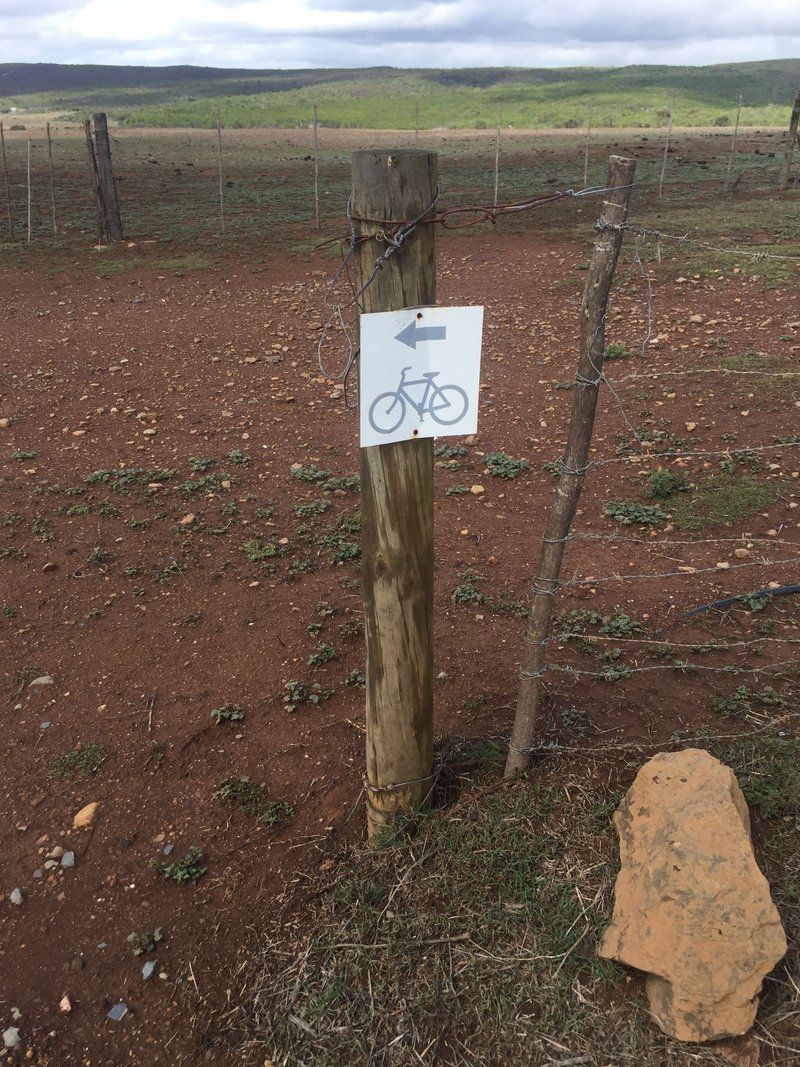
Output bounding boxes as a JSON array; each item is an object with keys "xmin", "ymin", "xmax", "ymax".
[{"xmin": 367, "ymin": 366, "xmax": 469, "ymax": 436}]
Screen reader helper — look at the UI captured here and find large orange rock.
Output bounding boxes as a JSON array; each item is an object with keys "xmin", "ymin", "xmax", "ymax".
[{"xmin": 599, "ymin": 748, "xmax": 786, "ymax": 1042}]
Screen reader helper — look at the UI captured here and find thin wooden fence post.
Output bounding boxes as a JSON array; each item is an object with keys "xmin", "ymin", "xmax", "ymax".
[
  {"xmin": 92, "ymin": 112, "xmax": 123, "ymax": 241},
  {"xmin": 351, "ymin": 149, "xmax": 436, "ymax": 836},
  {"xmin": 0, "ymin": 122, "xmax": 13, "ymax": 238},
  {"xmin": 779, "ymin": 89, "xmax": 800, "ymax": 189},
  {"xmin": 415, "ymin": 103, "xmax": 420, "ymax": 145},
  {"xmin": 26, "ymin": 137, "xmax": 31, "ymax": 244},
  {"xmin": 46, "ymin": 122, "xmax": 57, "ymax": 237},
  {"xmin": 726, "ymin": 94, "xmax": 743, "ymax": 187},
  {"xmin": 493, "ymin": 105, "xmax": 502, "ymax": 207},
  {"xmin": 504, "ymin": 154, "xmax": 636, "ymax": 777},
  {"xmin": 658, "ymin": 95, "xmax": 674, "ymax": 199},
  {"xmin": 84, "ymin": 118, "xmax": 105, "ymax": 242},
  {"xmin": 313, "ymin": 104, "xmax": 320, "ymax": 228},
  {"xmin": 215, "ymin": 116, "xmax": 226, "ymax": 236},
  {"xmin": 583, "ymin": 104, "xmax": 593, "ymax": 188}
]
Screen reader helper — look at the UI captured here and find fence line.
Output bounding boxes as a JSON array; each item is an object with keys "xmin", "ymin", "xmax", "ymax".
[{"xmin": 0, "ymin": 120, "xmax": 796, "ymax": 245}]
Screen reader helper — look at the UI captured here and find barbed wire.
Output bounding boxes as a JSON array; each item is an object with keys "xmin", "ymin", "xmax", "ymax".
[{"xmin": 600, "ymin": 220, "xmax": 800, "ymax": 263}]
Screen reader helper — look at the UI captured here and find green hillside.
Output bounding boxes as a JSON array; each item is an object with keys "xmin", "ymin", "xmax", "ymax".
[{"xmin": 1, "ymin": 60, "xmax": 798, "ymax": 129}]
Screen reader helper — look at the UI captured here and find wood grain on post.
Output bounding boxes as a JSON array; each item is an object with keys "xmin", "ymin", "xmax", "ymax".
[
  {"xmin": 84, "ymin": 118, "xmax": 105, "ymax": 242},
  {"xmin": 92, "ymin": 112, "xmax": 123, "ymax": 242},
  {"xmin": 351, "ymin": 149, "xmax": 437, "ymax": 836},
  {"xmin": 504, "ymin": 154, "xmax": 636, "ymax": 778},
  {"xmin": 779, "ymin": 90, "xmax": 800, "ymax": 189},
  {"xmin": 0, "ymin": 122, "xmax": 13, "ymax": 238}
]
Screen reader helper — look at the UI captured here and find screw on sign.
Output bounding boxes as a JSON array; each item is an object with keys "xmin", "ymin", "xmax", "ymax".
[{"xmin": 359, "ymin": 305, "xmax": 483, "ymax": 448}]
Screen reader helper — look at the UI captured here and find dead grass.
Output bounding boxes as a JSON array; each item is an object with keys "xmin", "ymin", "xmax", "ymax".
[{"xmin": 219, "ymin": 734, "xmax": 800, "ymax": 1067}]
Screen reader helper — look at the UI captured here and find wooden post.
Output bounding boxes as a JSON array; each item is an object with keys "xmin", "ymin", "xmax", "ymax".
[
  {"xmin": 504, "ymin": 155, "xmax": 636, "ymax": 777},
  {"xmin": 84, "ymin": 118, "xmax": 105, "ymax": 242},
  {"xmin": 726, "ymin": 94, "xmax": 743, "ymax": 187},
  {"xmin": 583, "ymin": 104, "xmax": 593, "ymax": 188},
  {"xmin": 0, "ymin": 122, "xmax": 13, "ymax": 238},
  {"xmin": 216, "ymin": 116, "xmax": 226, "ymax": 236},
  {"xmin": 493, "ymin": 105, "xmax": 502, "ymax": 207},
  {"xmin": 415, "ymin": 103, "xmax": 420, "ymax": 145},
  {"xmin": 313, "ymin": 104, "xmax": 320, "ymax": 229},
  {"xmin": 26, "ymin": 137, "xmax": 31, "ymax": 244},
  {"xmin": 779, "ymin": 89, "xmax": 800, "ymax": 189},
  {"xmin": 658, "ymin": 95, "xmax": 674, "ymax": 199},
  {"xmin": 92, "ymin": 112, "xmax": 123, "ymax": 241},
  {"xmin": 46, "ymin": 122, "xmax": 57, "ymax": 237},
  {"xmin": 351, "ymin": 149, "xmax": 436, "ymax": 836}
]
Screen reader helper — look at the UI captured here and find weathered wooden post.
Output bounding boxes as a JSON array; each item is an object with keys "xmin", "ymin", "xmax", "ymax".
[
  {"xmin": 779, "ymin": 89, "xmax": 800, "ymax": 190},
  {"xmin": 215, "ymin": 115, "xmax": 226, "ymax": 236},
  {"xmin": 505, "ymin": 155, "xmax": 636, "ymax": 777},
  {"xmin": 352, "ymin": 149, "xmax": 436, "ymax": 836},
  {"xmin": 46, "ymin": 122, "xmax": 57, "ymax": 237},
  {"xmin": 582, "ymin": 104, "xmax": 593, "ymax": 188},
  {"xmin": 0, "ymin": 122, "xmax": 13, "ymax": 238},
  {"xmin": 493, "ymin": 105, "xmax": 502, "ymax": 207},
  {"xmin": 84, "ymin": 118, "xmax": 105, "ymax": 242},
  {"xmin": 658, "ymin": 95, "xmax": 674, "ymax": 199},
  {"xmin": 725, "ymin": 94, "xmax": 743, "ymax": 187},
  {"xmin": 313, "ymin": 104, "xmax": 320, "ymax": 229},
  {"xmin": 92, "ymin": 112, "xmax": 123, "ymax": 242},
  {"xmin": 26, "ymin": 137, "xmax": 31, "ymax": 245}
]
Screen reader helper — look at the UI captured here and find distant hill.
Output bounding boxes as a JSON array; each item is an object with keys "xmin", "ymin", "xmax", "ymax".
[{"xmin": 1, "ymin": 59, "xmax": 798, "ymax": 130}]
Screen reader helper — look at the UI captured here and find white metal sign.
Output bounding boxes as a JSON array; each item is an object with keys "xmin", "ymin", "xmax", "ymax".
[{"xmin": 359, "ymin": 305, "xmax": 484, "ymax": 448}]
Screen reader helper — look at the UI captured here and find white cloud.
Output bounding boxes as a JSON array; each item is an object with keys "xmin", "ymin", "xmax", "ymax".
[{"xmin": 0, "ymin": 0, "xmax": 799, "ymax": 67}]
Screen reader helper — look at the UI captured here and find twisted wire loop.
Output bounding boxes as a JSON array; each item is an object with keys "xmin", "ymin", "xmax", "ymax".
[
  {"xmin": 596, "ymin": 219, "xmax": 800, "ymax": 263},
  {"xmin": 317, "ymin": 182, "xmax": 630, "ymax": 408},
  {"xmin": 364, "ymin": 773, "xmax": 436, "ymax": 794}
]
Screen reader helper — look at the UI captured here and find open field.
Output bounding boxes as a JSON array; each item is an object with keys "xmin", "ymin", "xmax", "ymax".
[
  {"xmin": 1, "ymin": 59, "xmax": 799, "ymax": 129},
  {"xmin": 0, "ymin": 126, "xmax": 799, "ymax": 1065}
]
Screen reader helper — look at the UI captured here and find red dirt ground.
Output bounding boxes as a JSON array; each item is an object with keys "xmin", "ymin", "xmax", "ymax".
[{"xmin": 1, "ymin": 168, "xmax": 799, "ymax": 1065}]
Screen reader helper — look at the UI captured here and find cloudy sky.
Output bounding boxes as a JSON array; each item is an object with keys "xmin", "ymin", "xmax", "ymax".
[{"xmin": 1, "ymin": 0, "xmax": 799, "ymax": 69}]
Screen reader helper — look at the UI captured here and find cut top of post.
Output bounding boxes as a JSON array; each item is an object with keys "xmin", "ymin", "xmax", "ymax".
[
  {"xmin": 351, "ymin": 150, "xmax": 438, "ymax": 319},
  {"xmin": 351, "ymin": 150, "xmax": 438, "ymax": 227}
]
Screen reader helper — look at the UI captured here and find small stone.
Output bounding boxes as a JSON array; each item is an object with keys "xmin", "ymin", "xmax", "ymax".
[
  {"xmin": 0, "ymin": 418, "xmax": 10, "ymax": 429},
  {"xmin": 142, "ymin": 961, "xmax": 157, "ymax": 981},
  {"xmin": 3, "ymin": 1027, "xmax": 20, "ymax": 1049},
  {"xmin": 734, "ymin": 548, "xmax": 750, "ymax": 559},
  {"xmin": 59, "ymin": 995, "xmax": 72, "ymax": 1014},
  {"xmin": 46, "ymin": 846, "xmax": 65, "ymax": 860},
  {"xmin": 179, "ymin": 514, "xmax": 195, "ymax": 526},
  {"xmin": 716, "ymin": 561, "xmax": 730, "ymax": 570},
  {"xmin": 60, "ymin": 851, "xmax": 76, "ymax": 869},
  {"xmin": 44, "ymin": 860, "xmax": 58, "ymax": 870},
  {"xmin": 10, "ymin": 888, "xmax": 23, "ymax": 906},
  {"xmin": 29, "ymin": 675, "xmax": 55, "ymax": 687},
  {"xmin": 107, "ymin": 1003, "xmax": 128, "ymax": 1021},
  {"xmin": 470, "ymin": 484, "xmax": 485, "ymax": 496},
  {"xmin": 33, "ymin": 868, "xmax": 44, "ymax": 880},
  {"xmin": 689, "ymin": 313, "xmax": 704, "ymax": 323},
  {"xmin": 73, "ymin": 802, "xmax": 99, "ymax": 830},
  {"xmin": 142, "ymin": 428, "xmax": 156, "ymax": 436}
]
